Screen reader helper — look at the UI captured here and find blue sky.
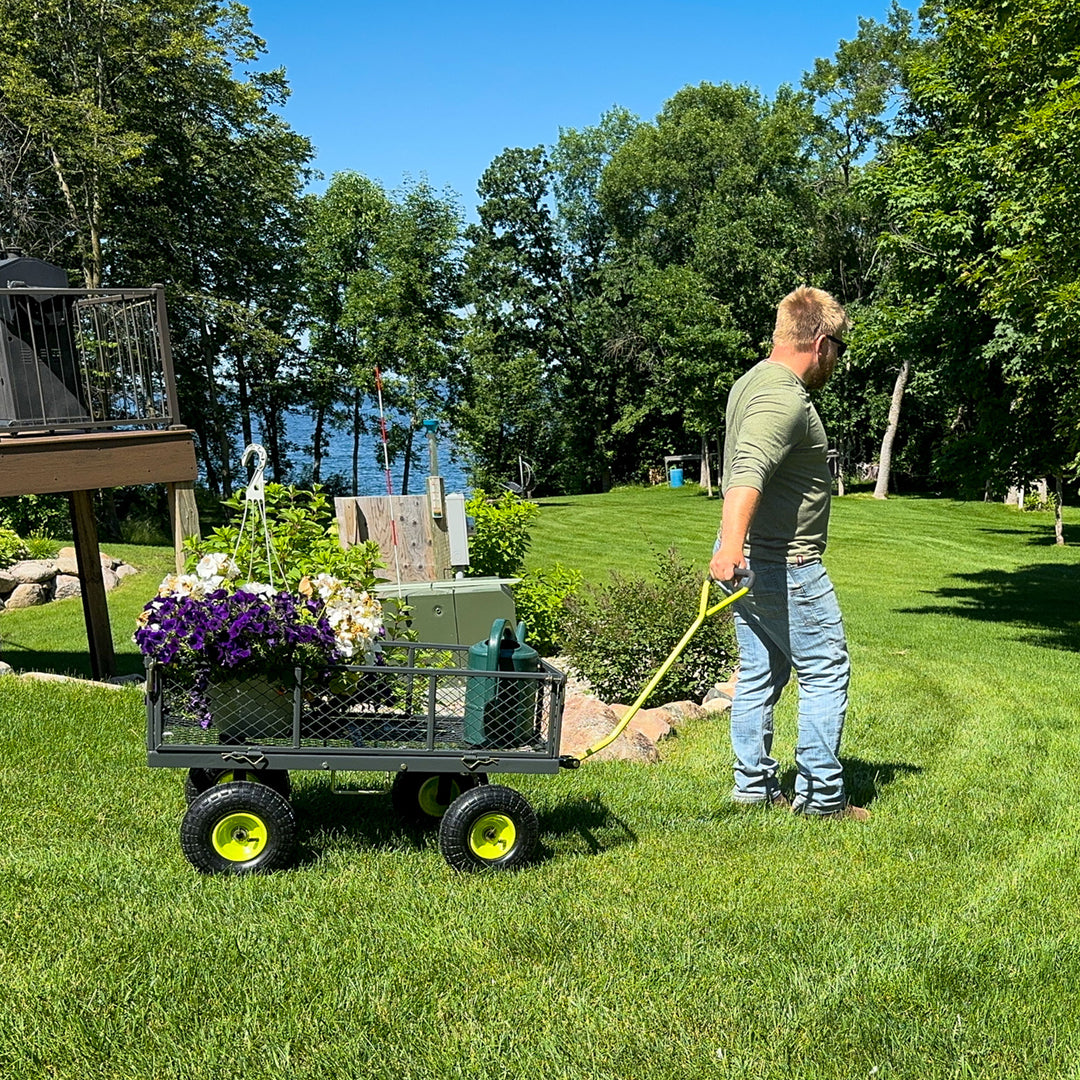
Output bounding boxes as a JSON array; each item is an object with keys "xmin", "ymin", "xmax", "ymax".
[{"xmin": 250, "ymin": 0, "xmax": 901, "ymax": 214}]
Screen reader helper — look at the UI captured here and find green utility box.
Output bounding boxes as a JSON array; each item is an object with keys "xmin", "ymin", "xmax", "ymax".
[
  {"xmin": 374, "ymin": 577, "xmax": 516, "ymax": 646},
  {"xmin": 463, "ymin": 620, "xmax": 540, "ymax": 748}
]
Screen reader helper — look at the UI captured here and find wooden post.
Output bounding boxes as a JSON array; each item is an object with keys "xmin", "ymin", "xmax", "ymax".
[
  {"xmin": 68, "ymin": 490, "xmax": 116, "ymax": 680},
  {"xmin": 167, "ymin": 480, "xmax": 201, "ymax": 572}
]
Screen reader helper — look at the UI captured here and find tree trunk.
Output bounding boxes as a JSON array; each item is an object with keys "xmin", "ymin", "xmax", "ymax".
[
  {"xmin": 312, "ymin": 404, "xmax": 326, "ymax": 483},
  {"xmin": 873, "ymin": 356, "xmax": 911, "ymax": 500},
  {"xmin": 352, "ymin": 388, "xmax": 362, "ymax": 495},
  {"xmin": 401, "ymin": 424, "xmax": 414, "ymax": 496},
  {"xmin": 1054, "ymin": 474, "xmax": 1065, "ymax": 545},
  {"xmin": 699, "ymin": 434, "xmax": 713, "ymax": 497}
]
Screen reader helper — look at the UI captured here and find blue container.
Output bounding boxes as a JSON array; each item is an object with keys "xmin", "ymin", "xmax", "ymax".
[{"xmin": 669, "ymin": 467, "xmax": 684, "ymax": 488}]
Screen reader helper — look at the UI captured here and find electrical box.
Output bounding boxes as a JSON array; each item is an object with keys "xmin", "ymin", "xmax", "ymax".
[
  {"xmin": 374, "ymin": 578, "xmax": 517, "ymax": 646},
  {"xmin": 446, "ymin": 491, "xmax": 469, "ymax": 567}
]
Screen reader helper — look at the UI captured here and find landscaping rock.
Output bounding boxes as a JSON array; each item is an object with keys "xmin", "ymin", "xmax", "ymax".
[
  {"xmin": 102, "ymin": 567, "xmax": 120, "ymax": 591},
  {"xmin": 610, "ymin": 703, "xmax": 674, "ymax": 744},
  {"xmin": 0, "ymin": 569, "xmax": 16, "ymax": 594},
  {"xmin": 115, "ymin": 562, "xmax": 140, "ymax": 580},
  {"xmin": 56, "ymin": 547, "xmax": 80, "ymax": 575},
  {"xmin": 662, "ymin": 700, "xmax": 709, "ymax": 723},
  {"xmin": 702, "ymin": 695, "xmax": 733, "ymax": 715},
  {"xmin": 53, "ymin": 574, "xmax": 82, "ymax": 601},
  {"xmin": 559, "ymin": 693, "xmax": 661, "ymax": 763},
  {"xmin": 5, "ymin": 583, "xmax": 48, "ymax": 609},
  {"xmin": 0, "ymin": 661, "xmax": 13, "ymax": 677},
  {"xmin": 7, "ymin": 559, "xmax": 57, "ymax": 584}
]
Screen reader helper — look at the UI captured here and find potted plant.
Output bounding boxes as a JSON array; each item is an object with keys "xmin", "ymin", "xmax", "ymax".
[{"xmin": 135, "ymin": 554, "xmax": 384, "ymax": 739}]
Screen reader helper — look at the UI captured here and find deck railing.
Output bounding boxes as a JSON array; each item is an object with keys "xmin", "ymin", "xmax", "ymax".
[{"xmin": 0, "ymin": 286, "xmax": 180, "ymax": 433}]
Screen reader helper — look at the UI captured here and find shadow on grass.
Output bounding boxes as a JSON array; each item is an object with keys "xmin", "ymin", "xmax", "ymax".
[
  {"xmin": 534, "ymin": 794, "xmax": 637, "ymax": 862},
  {"xmin": 289, "ymin": 782, "xmax": 431, "ymax": 867},
  {"xmin": 977, "ymin": 524, "xmax": 1080, "ymax": 546},
  {"xmin": 0, "ymin": 646, "xmax": 146, "ymax": 680},
  {"xmin": 896, "ymin": 563, "xmax": 1080, "ymax": 651},
  {"xmin": 285, "ymin": 785, "xmax": 636, "ymax": 867},
  {"xmin": 778, "ymin": 756, "xmax": 921, "ymax": 809}
]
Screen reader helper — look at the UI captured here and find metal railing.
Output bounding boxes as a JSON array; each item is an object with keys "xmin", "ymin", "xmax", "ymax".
[{"xmin": 0, "ymin": 286, "xmax": 180, "ymax": 433}]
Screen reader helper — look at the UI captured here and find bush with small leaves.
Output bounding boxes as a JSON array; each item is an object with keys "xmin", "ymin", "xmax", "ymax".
[
  {"xmin": 511, "ymin": 563, "xmax": 581, "ymax": 656},
  {"xmin": 560, "ymin": 548, "xmax": 738, "ymax": 707},
  {"xmin": 464, "ymin": 490, "xmax": 539, "ymax": 579}
]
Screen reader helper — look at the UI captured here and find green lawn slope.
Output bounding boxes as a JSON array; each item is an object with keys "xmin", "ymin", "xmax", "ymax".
[{"xmin": 1, "ymin": 490, "xmax": 1078, "ymax": 1078}]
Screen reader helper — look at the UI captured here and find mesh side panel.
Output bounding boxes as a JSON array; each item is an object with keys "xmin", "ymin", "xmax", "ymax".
[{"xmin": 154, "ymin": 653, "xmax": 565, "ymax": 757}]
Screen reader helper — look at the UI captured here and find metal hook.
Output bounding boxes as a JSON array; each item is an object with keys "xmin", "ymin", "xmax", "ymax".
[{"xmin": 241, "ymin": 443, "xmax": 267, "ymax": 504}]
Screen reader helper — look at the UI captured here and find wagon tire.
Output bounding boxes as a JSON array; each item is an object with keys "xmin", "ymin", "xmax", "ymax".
[
  {"xmin": 180, "ymin": 781, "xmax": 296, "ymax": 875},
  {"xmin": 184, "ymin": 767, "xmax": 291, "ymax": 805},
  {"xmin": 438, "ymin": 784, "xmax": 537, "ymax": 872},
  {"xmin": 391, "ymin": 771, "xmax": 483, "ymax": 825}
]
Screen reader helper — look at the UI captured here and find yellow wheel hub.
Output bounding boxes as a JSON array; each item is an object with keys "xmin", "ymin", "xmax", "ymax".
[
  {"xmin": 468, "ymin": 813, "xmax": 516, "ymax": 860},
  {"xmin": 211, "ymin": 812, "xmax": 268, "ymax": 862}
]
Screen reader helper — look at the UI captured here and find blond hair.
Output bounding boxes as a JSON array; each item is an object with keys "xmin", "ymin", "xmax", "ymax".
[{"xmin": 772, "ymin": 286, "xmax": 848, "ymax": 348}]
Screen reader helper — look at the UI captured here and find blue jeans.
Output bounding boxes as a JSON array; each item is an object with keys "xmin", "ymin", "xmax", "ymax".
[{"xmin": 729, "ymin": 559, "xmax": 850, "ymax": 814}]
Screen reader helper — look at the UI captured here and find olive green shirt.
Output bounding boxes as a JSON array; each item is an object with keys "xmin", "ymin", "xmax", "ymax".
[{"xmin": 721, "ymin": 360, "xmax": 831, "ymax": 563}]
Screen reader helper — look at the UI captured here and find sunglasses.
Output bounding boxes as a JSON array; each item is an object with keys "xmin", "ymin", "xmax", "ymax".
[{"xmin": 825, "ymin": 334, "xmax": 847, "ymax": 359}]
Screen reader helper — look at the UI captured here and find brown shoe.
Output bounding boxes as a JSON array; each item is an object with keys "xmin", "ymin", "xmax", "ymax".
[{"xmin": 814, "ymin": 803, "xmax": 871, "ymax": 822}]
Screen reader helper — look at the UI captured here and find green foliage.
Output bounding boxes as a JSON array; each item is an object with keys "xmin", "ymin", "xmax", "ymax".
[
  {"xmin": 560, "ymin": 548, "xmax": 738, "ymax": 707},
  {"xmin": 0, "ymin": 494, "xmax": 69, "ymax": 538},
  {"xmin": 511, "ymin": 563, "xmax": 581, "ymax": 657},
  {"xmin": 23, "ymin": 534, "xmax": 59, "ymax": 559},
  {"xmin": 464, "ymin": 489, "xmax": 540, "ymax": 578},
  {"xmin": 186, "ymin": 483, "xmax": 384, "ymax": 591},
  {"xmin": 0, "ymin": 526, "xmax": 28, "ymax": 569}
]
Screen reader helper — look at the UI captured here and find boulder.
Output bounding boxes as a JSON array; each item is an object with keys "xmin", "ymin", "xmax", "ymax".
[
  {"xmin": 0, "ymin": 661, "xmax": 13, "ymax": 677},
  {"xmin": 115, "ymin": 563, "xmax": 140, "ymax": 580},
  {"xmin": 661, "ymin": 700, "xmax": 709, "ymax": 723},
  {"xmin": 702, "ymin": 695, "xmax": 733, "ymax": 715},
  {"xmin": 100, "ymin": 552, "xmax": 120, "ymax": 570},
  {"xmin": 0, "ymin": 569, "xmax": 16, "ymax": 594},
  {"xmin": 102, "ymin": 567, "xmax": 121, "ymax": 591},
  {"xmin": 56, "ymin": 547, "xmax": 80, "ymax": 575},
  {"xmin": 53, "ymin": 574, "xmax": 82, "ymax": 601},
  {"xmin": 610, "ymin": 703, "xmax": 674, "ymax": 744},
  {"xmin": 5, "ymin": 583, "xmax": 48, "ymax": 609},
  {"xmin": 7, "ymin": 559, "xmax": 57, "ymax": 585},
  {"xmin": 559, "ymin": 694, "xmax": 660, "ymax": 764}
]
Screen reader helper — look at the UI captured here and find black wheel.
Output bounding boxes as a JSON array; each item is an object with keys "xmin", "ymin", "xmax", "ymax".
[
  {"xmin": 438, "ymin": 784, "xmax": 538, "ymax": 872},
  {"xmin": 180, "ymin": 781, "xmax": 297, "ymax": 875},
  {"xmin": 391, "ymin": 771, "xmax": 483, "ymax": 825},
  {"xmin": 184, "ymin": 767, "xmax": 291, "ymax": 805}
]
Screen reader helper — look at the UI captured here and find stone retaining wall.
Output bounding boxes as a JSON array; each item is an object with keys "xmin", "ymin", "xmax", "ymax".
[{"xmin": 0, "ymin": 547, "xmax": 138, "ymax": 611}]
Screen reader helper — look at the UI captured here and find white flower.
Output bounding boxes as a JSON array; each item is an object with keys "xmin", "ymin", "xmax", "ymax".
[
  {"xmin": 196, "ymin": 553, "xmax": 239, "ymax": 582},
  {"xmin": 157, "ymin": 573, "xmax": 205, "ymax": 599},
  {"xmin": 236, "ymin": 581, "xmax": 277, "ymax": 597}
]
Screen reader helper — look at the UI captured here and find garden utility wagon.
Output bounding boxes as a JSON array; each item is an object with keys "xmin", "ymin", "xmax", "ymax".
[{"xmin": 146, "ymin": 573, "xmax": 751, "ymax": 875}]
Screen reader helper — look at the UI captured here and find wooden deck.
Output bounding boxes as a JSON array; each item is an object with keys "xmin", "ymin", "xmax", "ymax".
[{"xmin": 0, "ymin": 428, "xmax": 197, "ymax": 497}]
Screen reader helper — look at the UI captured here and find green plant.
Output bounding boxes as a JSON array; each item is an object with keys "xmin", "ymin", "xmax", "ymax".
[
  {"xmin": 0, "ymin": 493, "xmax": 69, "ymax": 537},
  {"xmin": 23, "ymin": 534, "xmax": 59, "ymax": 560},
  {"xmin": 560, "ymin": 547, "xmax": 738, "ymax": 706},
  {"xmin": 0, "ymin": 526, "xmax": 27, "ymax": 569},
  {"xmin": 1023, "ymin": 489, "xmax": 1058, "ymax": 512},
  {"xmin": 465, "ymin": 489, "xmax": 540, "ymax": 578},
  {"xmin": 186, "ymin": 483, "xmax": 385, "ymax": 593},
  {"xmin": 511, "ymin": 563, "xmax": 581, "ymax": 656}
]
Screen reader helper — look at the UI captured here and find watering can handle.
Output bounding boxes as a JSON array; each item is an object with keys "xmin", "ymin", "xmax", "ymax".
[{"xmin": 485, "ymin": 618, "xmax": 521, "ymax": 669}]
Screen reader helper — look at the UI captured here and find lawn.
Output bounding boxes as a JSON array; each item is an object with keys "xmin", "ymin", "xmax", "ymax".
[{"xmin": 1, "ymin": 490, "xmax": 1079, "ymax": 1079}]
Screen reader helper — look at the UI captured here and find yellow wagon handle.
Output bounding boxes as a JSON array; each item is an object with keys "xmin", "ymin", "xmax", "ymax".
[{"xmin": 579, "ymin": 567, "xmax": 754, "ymax": 760}]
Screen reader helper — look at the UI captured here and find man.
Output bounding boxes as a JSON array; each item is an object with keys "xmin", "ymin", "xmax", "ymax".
[{"xmin": 709, "ymin": 285, "xmax": 868, "ymax": 821}]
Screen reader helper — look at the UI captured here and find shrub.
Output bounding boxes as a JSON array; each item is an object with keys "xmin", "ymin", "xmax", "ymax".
[
  {"xmin": 23, "ymin": 534, "xmax": 59, "ymax": 559},
  {"xmin": 0, "ymin": 526, "xmax": 27, "ymax": 569},
  {"xmin": 0, "ymin": 493, "xmax": 69, "ymax": 537},
  {"xmin": 186, "ymin": 483, "xmax": 385, "ymax": 593},
  {"xmin": 511, "ymin": 563, "xmax": 581, "ymax": 657},
  {"xmin": 465, "ymin": 490, "xmax": 539, "ymax": 578},
  {"xmin": 560, "ymin": 548, "xmax": 738, "ymax": 707}
]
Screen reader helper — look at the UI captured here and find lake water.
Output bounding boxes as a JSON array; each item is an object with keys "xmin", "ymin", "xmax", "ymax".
[{"xmin": 266, "ymin": 410, "xmax": 472, "ymax": 497}]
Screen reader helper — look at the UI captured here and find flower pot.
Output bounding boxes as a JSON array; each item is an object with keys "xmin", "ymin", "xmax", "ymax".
[{"xmin": 209, "ymin": 675, "xmax": 296, "ymax": 742}]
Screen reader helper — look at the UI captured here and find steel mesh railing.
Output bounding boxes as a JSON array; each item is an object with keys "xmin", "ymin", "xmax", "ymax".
[{"xmin": 151, "ymin": 646, "xmax": 566, "ymax": 758}]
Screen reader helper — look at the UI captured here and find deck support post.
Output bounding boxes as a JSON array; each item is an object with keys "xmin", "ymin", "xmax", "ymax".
[{"xmin": 68, "ymin": 490, "xmax": 116, "ymax": 680}]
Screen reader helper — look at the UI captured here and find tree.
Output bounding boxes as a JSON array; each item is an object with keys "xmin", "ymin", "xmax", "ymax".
[{"xmin": 0, "ymin": 0, "xmax": 314, "ymax": 493}]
